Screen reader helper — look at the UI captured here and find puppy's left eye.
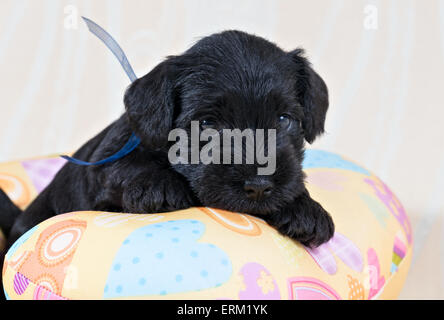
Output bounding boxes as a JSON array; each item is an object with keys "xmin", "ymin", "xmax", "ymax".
[
  {"xmin": 278, "ymin": 114, "xmax": 294, "ymax": 130},
  {"xmin": 200, "ymin": 119, "xmax": 217, "ymax": 130}
]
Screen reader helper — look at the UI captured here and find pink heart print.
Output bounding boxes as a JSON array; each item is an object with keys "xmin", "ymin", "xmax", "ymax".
[{"xmin": 367, "ymin": 248, "xmax": 385, "ymax": 299}]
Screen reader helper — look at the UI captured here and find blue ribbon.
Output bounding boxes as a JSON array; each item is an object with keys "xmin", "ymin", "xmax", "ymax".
[
  {"xmin": 61, "ymin": 132, "xmax": 140, "ymax": 166},
  {"xmin": 61, "ymin": 17, "xmax": 141, "ymax": 166},
  {"xmin": 81, "ymin": 17, "xmax": 137, "ymax": 82}
]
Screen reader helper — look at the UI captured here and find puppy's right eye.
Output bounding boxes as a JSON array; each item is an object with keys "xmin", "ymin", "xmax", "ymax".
[{"xmin": 200, "ymin": 119, "xmax": 217, "ymax": 130}]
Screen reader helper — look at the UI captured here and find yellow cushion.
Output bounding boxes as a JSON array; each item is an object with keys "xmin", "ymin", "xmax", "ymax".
[{"xmin": 1, "ymin": 150, "xmax": 412, "ymax": 299}]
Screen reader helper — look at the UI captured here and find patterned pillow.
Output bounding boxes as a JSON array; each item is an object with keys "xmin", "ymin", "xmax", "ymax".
[{"xmin": 0, "ymin": 150, "xmax": 412, "ymax": 300}]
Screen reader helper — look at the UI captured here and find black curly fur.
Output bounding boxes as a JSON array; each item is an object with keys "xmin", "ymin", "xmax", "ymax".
[{"xmin": 1, "ymin": 30, "xmax": 334, "ymax": 260}]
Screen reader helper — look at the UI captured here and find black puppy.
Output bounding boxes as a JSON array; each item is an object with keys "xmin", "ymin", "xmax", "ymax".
[{"xmin": 2, "ymin": 30, "xmax": 334, "ymax": 254}]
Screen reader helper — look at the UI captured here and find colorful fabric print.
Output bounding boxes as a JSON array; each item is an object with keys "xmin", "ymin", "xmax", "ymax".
[
  {"xmin": 391, "ymin": 231, "xmax": 408, "ymax": 274},
  {"xmin": 200, "ymin": 207, "xmax": 262, "ymax": 236},
  {"xmin": 93, "ymin": 212, "xmax": 164, "ymax": 228},
  {"xmin": 13, "ymin": 272, "xmax": 29, "ymax": 295},
  {"xmin": 33, "ymin": 284, "xmax": 67, "ymax": 300},
  {"xmin": 367, "ymin": 248, "xmax": 385, "ymax": 299},
  {"xmin": 364, "ymin": 176, "xmax": 412, "ymax": 244},
  {"xmin": 303, "ymin": 149, "xmax": 371, "ymax": 175},
  {"xmin": 6, "ymin": 225, "xmax": 39, "ymax": 260},
  {"xmin": 359, "ymin": 192, "xmax": 390, "ymax": 228},
  {"xmin": 12, "ymin": 220, "xmax": 86, "ymax": 296},
  {"xmin": 238, "ymin": 263, "xmax": 281, "ymax": 300},
  {"xmin": 305, "ymin": 170, "xmax": 348, "ymax": 191},
  {"xmin": 347, "ymin": 275, "xmax": 365, "ymax": 300},
  {"xmin": 287, "ymin": 277, "xmax": 341, "ymax": 300},
  {"xmin": 0, "ymin": 173, "xmax": 31, "ymax": 208},
  {"xmin": 21, "ymin": 158, "xmax": 66, "ymax": 193},
  {"xmin": 271, "ymin": 232, "xmax": 304, "ymax": 268},
  {"xmin": 103, "ymin": 220, "xmax": 232, "ymax": 298},
  {"xmin": 305, "ymin": 232, "xmax": 363, "ymax": 275}
]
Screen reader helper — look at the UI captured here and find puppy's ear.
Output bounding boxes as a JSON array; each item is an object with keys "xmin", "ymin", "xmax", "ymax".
[
  {"xmin": 124, "ymin": 58, "xmax": 177, "ymax": 149},
  {"xmin": 289, "ymin": 49, "xmax": 329, "ymax": 143}
]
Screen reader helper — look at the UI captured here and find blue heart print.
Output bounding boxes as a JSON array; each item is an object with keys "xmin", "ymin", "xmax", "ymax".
[
  {"xmin": 103, "ymin": 220, "xmax": 232, "ymax": 298},
  {"xmin": 303, "ymin": 149, "xmax": 371, "ymax": 176}
]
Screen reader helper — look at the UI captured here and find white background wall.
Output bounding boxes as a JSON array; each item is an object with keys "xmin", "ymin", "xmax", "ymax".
[{"xmin": 0, "ymin": 0, "xmax": 443, "ymax": 298}]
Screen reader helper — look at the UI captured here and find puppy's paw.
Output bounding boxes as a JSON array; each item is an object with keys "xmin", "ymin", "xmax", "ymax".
[
  {"xmin": 267, "ymin": 192, "xmax": 335, "ymax": 248},
  {"xmin": 122, "ymin": 172, "xmax": 196, "ymax": 213}
]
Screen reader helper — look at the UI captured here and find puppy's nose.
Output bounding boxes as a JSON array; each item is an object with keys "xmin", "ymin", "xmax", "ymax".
[{"xmin": 244, "ymin": 179, "xmax": 274, "ymax": 201}]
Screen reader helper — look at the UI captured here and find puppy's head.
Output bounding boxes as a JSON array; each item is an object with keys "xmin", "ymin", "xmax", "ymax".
[{"xmin": 124, "ymin": 30, "xmax": 329, "ymax": 215}]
